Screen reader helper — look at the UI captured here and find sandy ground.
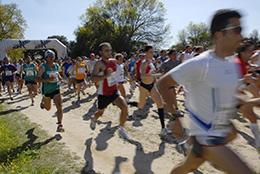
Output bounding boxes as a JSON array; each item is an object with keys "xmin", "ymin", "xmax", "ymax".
[{"xmin": 1, "ymin": 83, "xmax": 260, "ymax": 174}]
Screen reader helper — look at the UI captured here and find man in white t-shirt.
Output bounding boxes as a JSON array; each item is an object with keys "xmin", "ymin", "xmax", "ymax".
[
  {"xmin": 179, "ymin": 45, "xmax": 193, "ymax": 62},
  {"xmin": 87, "ymin": 53, "xmax": 97, "ymax": 87},
  {"xmin": 115, "ymin": 53, "xmax": 126, "ymax": 98},
  {"xmin": 158, "ymin": 9, "xmax": 254, "ymax": 174}
]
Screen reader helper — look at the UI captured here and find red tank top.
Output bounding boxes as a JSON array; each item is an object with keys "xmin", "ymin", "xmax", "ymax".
[
  {"xmin": 234, "ymin": 56, "xmax": 248, "ymax": 77},
  {"xmin": 97, "ymin": 59, "xmax": 118, "ymax": 96},
  {"xmin": 136, "ymin": 60, "xmax": 142, "ymax": 79}
]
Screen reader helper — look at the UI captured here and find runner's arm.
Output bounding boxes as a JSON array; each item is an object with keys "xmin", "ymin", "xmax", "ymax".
[
  {"xmin": 37, "ymin": 66, "xmax": 52, "ymax": 83},
  {"xmin": 91, "ymin": 62, "xmax": 109, "ymax": 83}
]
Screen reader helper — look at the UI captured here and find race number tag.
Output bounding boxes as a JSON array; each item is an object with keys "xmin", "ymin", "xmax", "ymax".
[
  {"xmin": 49, "ymin": 72, "xmax": 59, "ymax": 82},
  {"xmin": 26, "ymin": 70, "xmax": 34, "ymax": 76},
  {"xmin": 5, "ymin": 70, "xmax": 12, "ymax": 76},
  {"xmin": 107, "ymin": 72, "xmax": 117, "ymax": 87},
  {"xmin": 78, "ymin": 67, "xmax": 85, "ymax": 74}
]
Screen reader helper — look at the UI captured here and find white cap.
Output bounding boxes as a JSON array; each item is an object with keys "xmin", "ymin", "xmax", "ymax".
[{"xmin": 44, "ymin": 50, "xmax": 55, "ymax": 58}]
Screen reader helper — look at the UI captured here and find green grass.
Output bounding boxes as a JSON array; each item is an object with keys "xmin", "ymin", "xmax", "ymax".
[{"xmin": 0, "ymin": 104, "xmax": 82, "ymax": 174}]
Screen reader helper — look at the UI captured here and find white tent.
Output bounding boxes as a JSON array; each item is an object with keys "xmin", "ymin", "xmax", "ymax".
[{"xmin": 0, "ymin": 39, "xmax": 68, "ymax": 60}]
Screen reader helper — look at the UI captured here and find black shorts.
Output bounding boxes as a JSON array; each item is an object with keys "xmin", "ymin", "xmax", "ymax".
[
  {"xmin": 118, "ymin": 81, "xmax": 125, "ymax": 84},
  {"xmin": 16, "ymin": 73, "xmax": 21, "ymax": 78},
  {"xmin": 4, "ymin": 77, "xmax": 14, "ymax": 83},
  {"xmin": 191, "ymin": 136, "xmax": 226, "ymax": 157},
  {"xmin": 44, "ymin": 89, "xmax": 60, "ymax": 99},
  {"xmin": 25, "ymin": 80, "xmax": 37, "ymax": 86},
  {"xmin": 98, "ymin": 92, "xmax": 119, "ymax": 110},
  {"xmin": 76, "ymin": 79, "xmax": 85, "ymax": 84},
  {"xmin": 140, "ymin": 81, "xmax": 154, "ymax": 92}
]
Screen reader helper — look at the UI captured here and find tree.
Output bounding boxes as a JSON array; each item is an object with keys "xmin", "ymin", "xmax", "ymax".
[
  {"xmin": 173, "ymin": 22, "xmax": 211, "ymax": 50},
  {"xmin": 0, "ymin": 3, "xmax": 27, "ymax": 40},
  {"xmin": 47, "ymin": 35, "xmax": 69, "ymax": 47},
  {"xmin": 72, "ymin": 0, "xmax": 169, "ymax": 57},
  {"xmin": 249, "ymin": 29, "xmax": 260, "ymax": 45}
]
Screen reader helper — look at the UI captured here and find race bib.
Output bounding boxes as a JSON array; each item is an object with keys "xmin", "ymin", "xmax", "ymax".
[
  {"xmin": 49, "ymin": 72, "xmax": 59, "ymax": 82},
  {"xmin": 78, "ymin": 67, "xmax": 85, "ymax": 74},
  {"xmin": 107, "ymin": 72, "xmax": 117, "ymax": 87},
  {"xmin": 5, "ymin": 70, "xmax": 12, "ymax": 76},
  {"xmin": 26, "ymin": 70, "xmax": 34, "ymax": 76}
]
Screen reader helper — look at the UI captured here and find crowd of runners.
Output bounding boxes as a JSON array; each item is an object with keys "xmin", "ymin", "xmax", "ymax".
[{"xmin": 0, "ymin": 9, "xmax": 260, "ymax": 173}]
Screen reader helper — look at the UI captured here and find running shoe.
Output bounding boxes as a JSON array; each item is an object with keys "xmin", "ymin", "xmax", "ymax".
[{"xmin": 56, "ymin": 124, "xmax": 65, "ymax": 132}]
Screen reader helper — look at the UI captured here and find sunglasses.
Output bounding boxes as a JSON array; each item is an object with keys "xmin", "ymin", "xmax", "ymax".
[{"xmin": 222, "ymin": 25, "xmax": 242, "ymax": 35}]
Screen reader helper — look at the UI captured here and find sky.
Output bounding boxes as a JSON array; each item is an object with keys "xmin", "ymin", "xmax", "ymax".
[{"xmin": 1, "ymin": 0, "xmax": 260, "ymax": 47}]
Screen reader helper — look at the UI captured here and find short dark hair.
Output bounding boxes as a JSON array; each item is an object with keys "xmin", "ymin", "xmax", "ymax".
[
  {"xmin": 160, "ymin": 50, "xmax": 166, "ymax": 54},
  {"xmin": 168, "ymin": 49, "xmax": 177, "ymax": 56},
  {"xmin": 98, "ymin": 42, "xmax": 111, "ymax": 52},
  {"xmin": 195, "ymin": 46, "xmax": 203, "ymax": 52},
  {"xmin": 210, "ymin": 9, "xmax": 241, "ymax": 37},
  {"xmin": 185, "ymin": 45, "xmax": 191, "ymax": 49},
  {"xmin": 237, "ymin": 39, "xmax": 254, "ymax": 54},
  {"xmin": 144, "ymin": 45, "xmax": 153, "ymax": 52}
]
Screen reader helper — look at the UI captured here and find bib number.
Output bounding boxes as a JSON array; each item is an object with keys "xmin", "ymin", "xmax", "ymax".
[
  {"xmin": 5, "ymin": 71, "xmax": 12, "ymax": 76},
  {"xmin": 107, "ymin": 72, "xmax": 117, "ymax": 87},
  {"xmin": 26, "ymin": 70, "xmax": 34, "ymax": 76}
]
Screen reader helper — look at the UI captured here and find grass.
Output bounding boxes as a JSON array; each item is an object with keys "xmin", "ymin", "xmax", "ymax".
[{"xmin": 0, "ymin": 104, "xmax": 82, "ymax": 174}]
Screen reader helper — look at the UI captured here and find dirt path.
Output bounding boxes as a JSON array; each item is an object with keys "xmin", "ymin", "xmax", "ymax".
[{"xmin": 2, "ymin": 84, "xmax": 260, "ymax": 174}]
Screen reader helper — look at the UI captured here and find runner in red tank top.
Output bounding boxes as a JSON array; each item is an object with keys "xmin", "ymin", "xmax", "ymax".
[
  {"xmin": 90, "ymin": 42, "xmax": 130, "ymax": 140},
  {"xmin": 235, "ymin": 39, "xmax": 260, "ymax": 150}
]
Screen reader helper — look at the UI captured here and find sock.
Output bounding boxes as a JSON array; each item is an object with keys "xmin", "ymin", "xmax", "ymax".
[{"xmin": 158, "ymin": 108, "xmax": 165, "ymax": 129}]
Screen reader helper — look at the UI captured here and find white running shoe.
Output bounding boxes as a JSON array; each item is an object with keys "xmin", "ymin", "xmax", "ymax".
[{"xmin": 118, "ymin": 127, "xmax": 130, "ymax": 140}]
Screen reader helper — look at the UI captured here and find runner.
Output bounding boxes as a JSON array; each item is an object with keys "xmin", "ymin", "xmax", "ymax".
[
  {"xmin": 234, "ymin": 39, "xmax": 260, "ymax": 151},
  {"xmin": 127, "ymin": 53, "xmax": 137, "ymax": 95},
  {"xmin": 158, "ymin": 50, "xmax": 168, "ymax": 63},
  {"xmin": 115, "ymin": 53, "xmax": 126, "ymax": 98},
  {"xmin": 0, "ymin": 57, "xmax": 17, "ymax": 100},
  {"xmin": 179, "ymin": 45, "xmax": 193, "ymax": 62},
  {"xmin": 86, "ymin": 53, "xmax": 97, "ymax": 87},
  {"xmin": 67, "ymin": 58, "xmax": 77, "ymax": 92},
  {"xmin": 158, "ymin": 9, "xmax": 253, "ymax": 173},
  {"xmin": 21, "ymin": 56, "xmax": 38, "ymax": 106},
  {"xmin": 16, "ymin": 59, "xmax": 24, "ymax": 94},
  {"xmin": 128, "ymin": 45, "xmax": 168, "ymax": 137},
  {"xmin": 250, "ymin": 42, "xmax": 260, "ymax": 67},
  {"xmin": 62, "ymin": 57, "xmax": 73, "ymax": 90},
  {"xmin": 38, "ymin": 50, "xmax": 64, "ymax": 132},
  {"xmin": 159, "ymin": 49, "xmax": 182, "ymax": 114},
  {"xmin": 90, "ymin": 42, "xmax": 130, "ymax": 140},
  {"xmin": 134, "ymin": 52, "xmax": 145, "ymax": 83},
  {"xmin": 73, "ymin": 56, "xmax": 88, "ymax": 102}
]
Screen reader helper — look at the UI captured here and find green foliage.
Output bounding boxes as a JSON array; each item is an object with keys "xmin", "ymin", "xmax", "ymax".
[
  {"xmin": 173, "ymin": 22, "xmax": 211, "ymax": 50},
  {"xmin": 6, "ymin": 48, "xmax": 24, "ymax": 61},
  {"xmin": 0, "ymin": 104, "xmax": 81, "ymax": 174},
  {"xmin": 72, "ymin": 0, "xmax": 169, "ymax": 57},
  {"xmin": 0, "ymin": 3, "xmax": 27, "ymax": 40},
  {"xmin": 249, "ymin": 29, "xmax": 260, "ymax": 45}
]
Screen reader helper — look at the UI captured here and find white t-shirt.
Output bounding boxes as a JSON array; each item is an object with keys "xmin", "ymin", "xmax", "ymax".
[
  {"xmin": 169, "ymin": 50, "xmax": 240, "ymax": 137},
  {"xmin": 16, "ymin": 63, "xmax": 22, "ymax": 73},
  {"xmin": 115, "ymin": 64, "xmax": 125, "ymax": 83},
  {"xmin": 182, "ymin": 52, "xmax": 193, "ymax": 62},
  {"xmin": 87, "ymin": 60, "xmax": 96, "ymax": 74}
]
